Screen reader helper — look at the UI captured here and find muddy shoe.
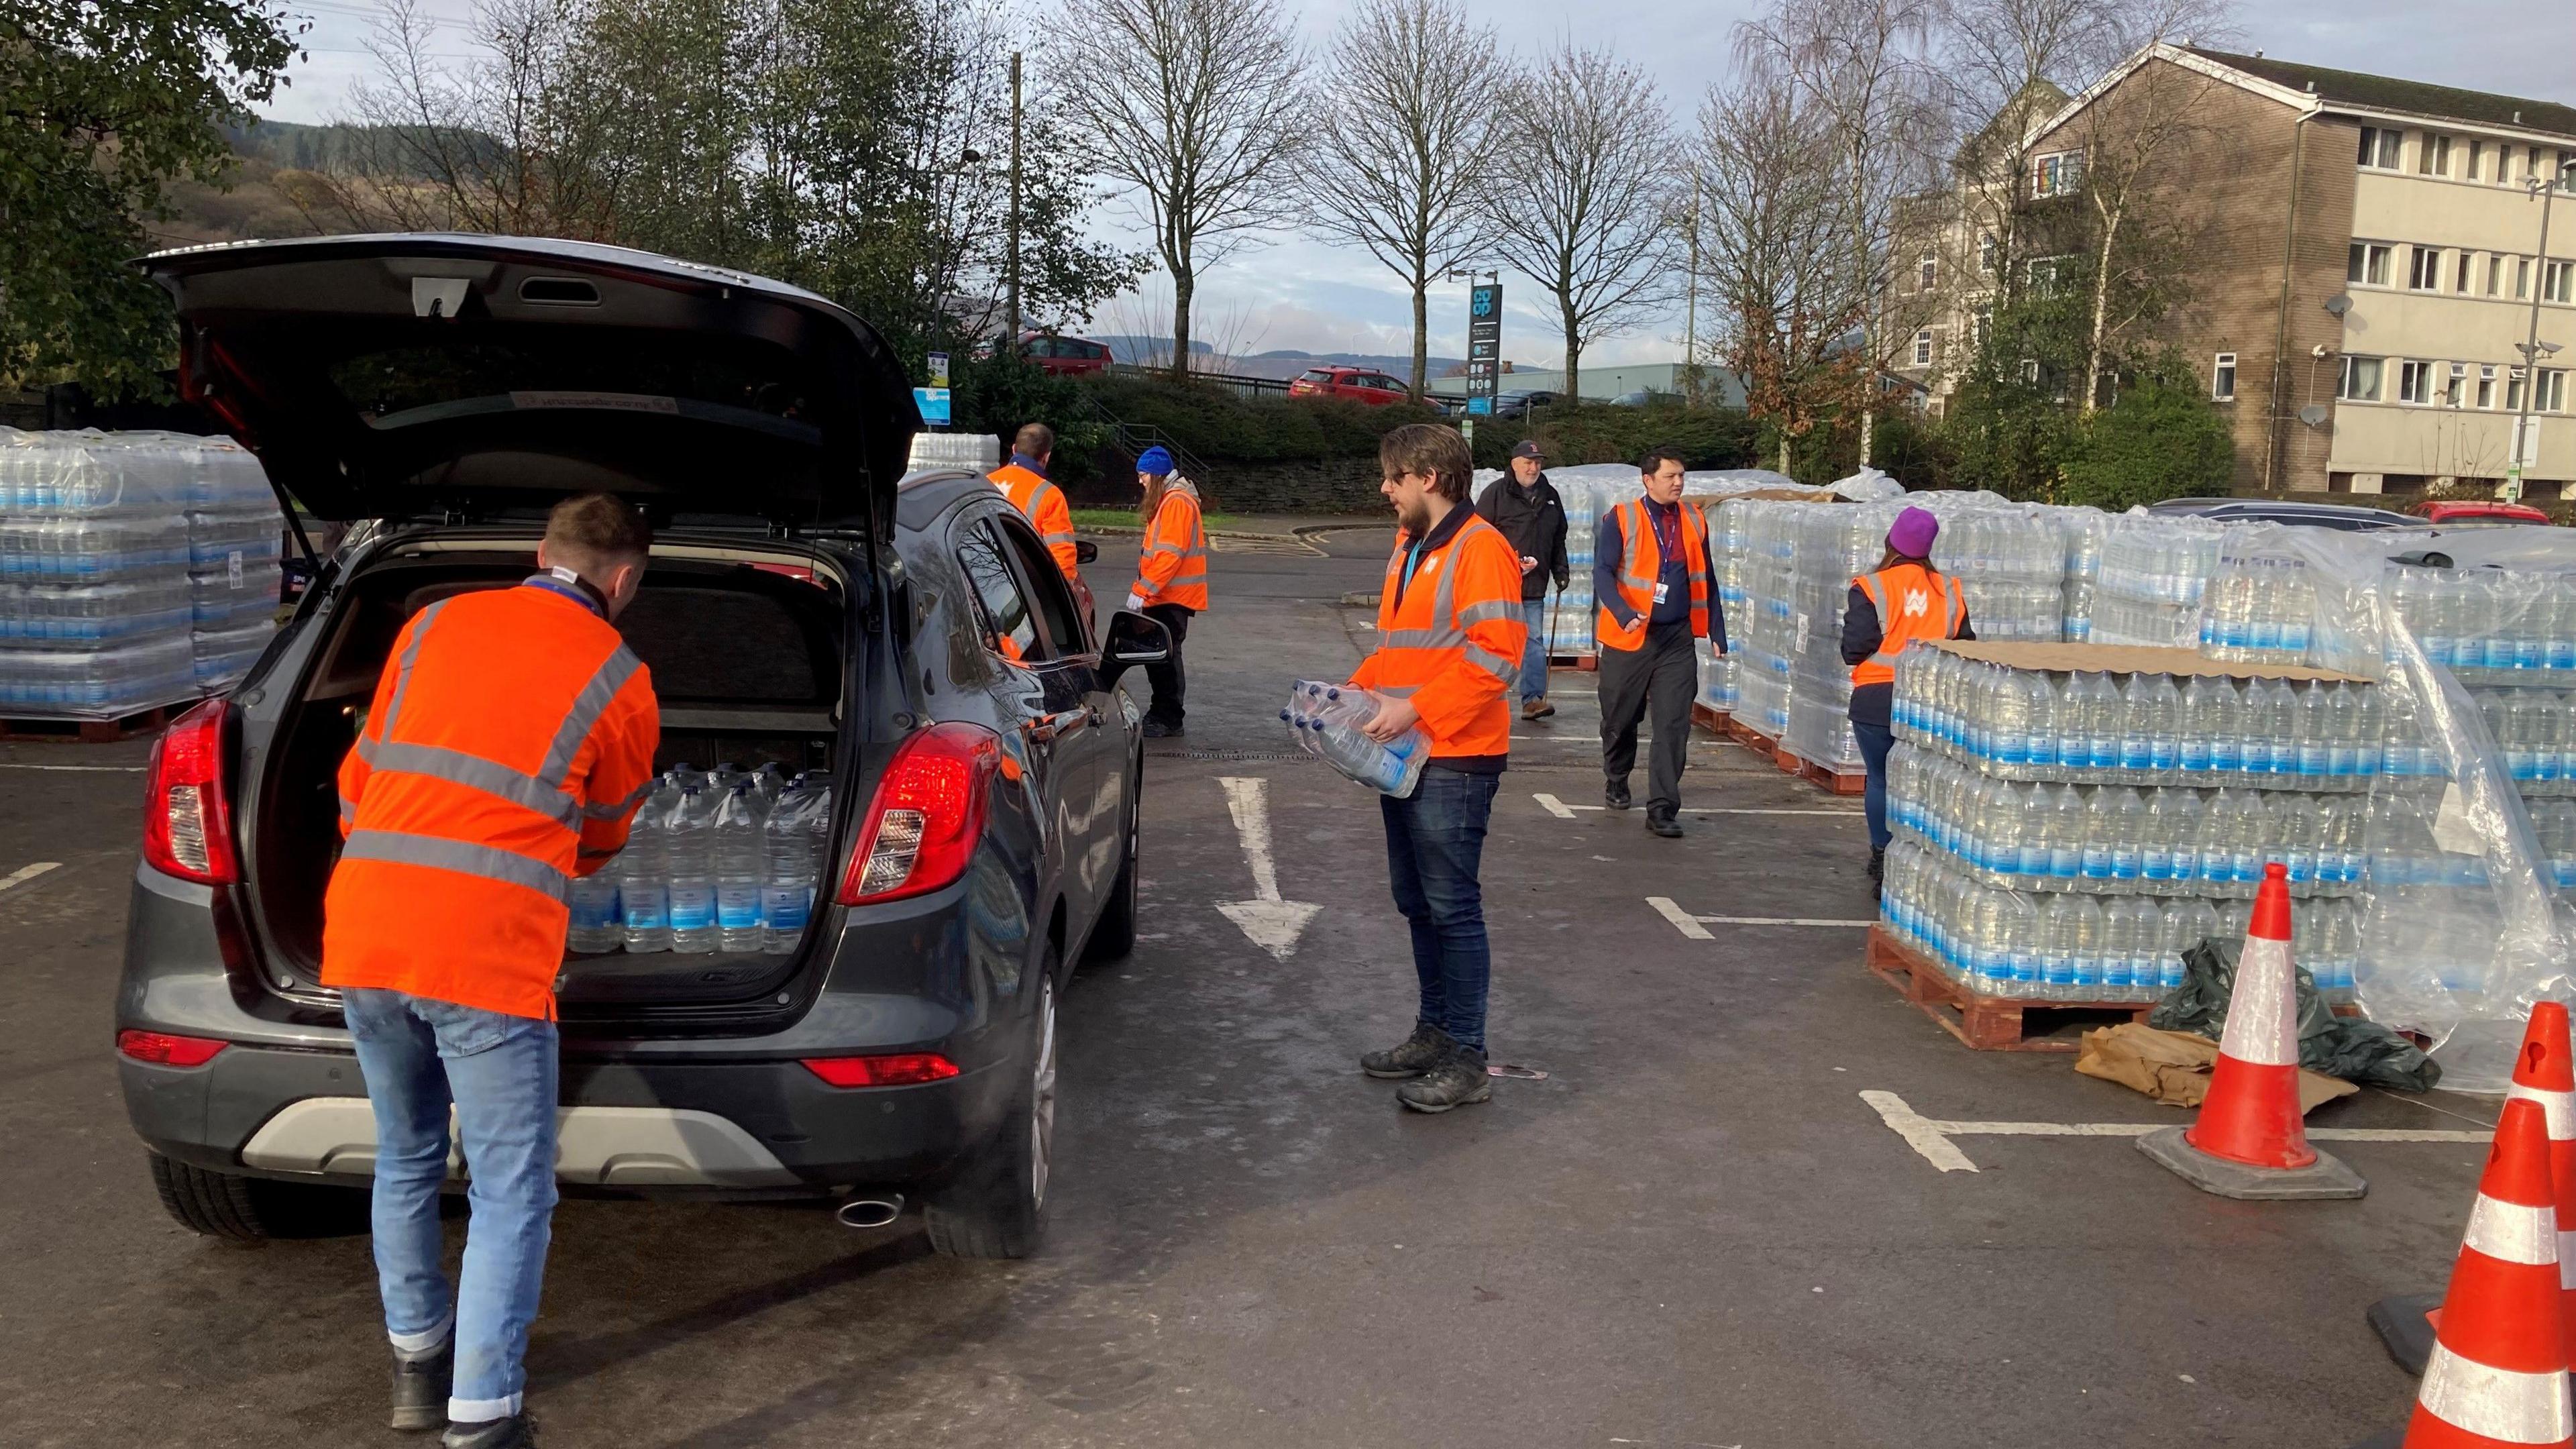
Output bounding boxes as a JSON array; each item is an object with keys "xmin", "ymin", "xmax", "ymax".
[
  {"xmin": 1521, "ymin": 697, "xmax": 1555, "ymax": 720},
  {"xmin": 1396, "ymin": 1046, "xmax": 1493, "ymax": 1113},
  {"xmin": 1361, "ymin": 1022, "xmax": 1451, "ymax": 1079},
  {"xmin": 390, "ymin": 1345, "xmax": 451, "ymax": 1432}
]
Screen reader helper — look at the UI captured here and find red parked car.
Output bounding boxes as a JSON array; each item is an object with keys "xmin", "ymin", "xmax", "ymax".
[
  {"xmin": 1018, "ymin": 333, "xmax": 1113, "ymax": 375},
  {"xmin": 2408, "ymin": 500, "xmax": 2552, "ymax": 525},
  {"xmin": 1287, "ymin": 366, "xmax": 1412, "ymax": 405}
]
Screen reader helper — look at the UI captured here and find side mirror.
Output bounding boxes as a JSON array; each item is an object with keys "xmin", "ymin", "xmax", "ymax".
[
  {"xmin": 1075, "ymin": 539, "xmax": 1100, "ymax": 566},
  {"xmin": 1099, "ymin": 608, "xmax": 1172, "ymax": 689}
]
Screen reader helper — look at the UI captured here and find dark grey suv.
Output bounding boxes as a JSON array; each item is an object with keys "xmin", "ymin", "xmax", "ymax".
[{"xmin": 115, "ymin": 235, "xmax": 1165, "ymax": 1258}]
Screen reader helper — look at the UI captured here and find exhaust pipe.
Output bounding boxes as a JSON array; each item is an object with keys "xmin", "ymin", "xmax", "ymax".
[{"xmin": 834, "ymin": 1194, "xmax": 904, "ymax": 1230}]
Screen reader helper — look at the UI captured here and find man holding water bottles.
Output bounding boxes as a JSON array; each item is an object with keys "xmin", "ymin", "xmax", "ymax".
[{"xmin": 1350, "ymin": 423, "xmax": 1527, "ymax": 1113}]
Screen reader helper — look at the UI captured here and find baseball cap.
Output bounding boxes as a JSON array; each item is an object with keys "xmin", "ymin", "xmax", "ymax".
[{"xmin": 1509, "ymin": 439, "xmax": 1544, "ymax": 460}]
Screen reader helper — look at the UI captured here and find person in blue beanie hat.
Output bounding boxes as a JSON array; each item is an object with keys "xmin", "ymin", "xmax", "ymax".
[{"xmin": 1126, "ymin": 445, "xmax": 1207, "ymax": 736}]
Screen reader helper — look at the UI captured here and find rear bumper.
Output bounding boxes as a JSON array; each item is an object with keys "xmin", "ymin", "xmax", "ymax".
[{"xmin": 123, "ymin": 1042, "xmax": 1013, "ymax": 1193}]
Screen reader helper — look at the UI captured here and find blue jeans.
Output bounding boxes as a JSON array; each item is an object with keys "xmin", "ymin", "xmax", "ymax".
[
  {"xmin": 1519, "ymin": 600, "xmax": 1550, "ymax": 701},
  {"xmin": 341, "ymin": 988, "xmax": 560, "ymax": 1424},
  {"xmin": 1381, "ymin": 768, "xmax": 1501, "ymax": 1052},
  {"xmin": 1852, "ymin": 717, "xmax": 1894, "ymax": 852}
]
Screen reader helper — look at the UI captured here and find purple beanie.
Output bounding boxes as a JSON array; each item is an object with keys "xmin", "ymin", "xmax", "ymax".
[{"xmin": 1887, "ymin": 506, "xmax": 1939, "ymax": 559}]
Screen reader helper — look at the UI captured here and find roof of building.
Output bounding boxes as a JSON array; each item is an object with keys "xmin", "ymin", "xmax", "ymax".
[{"xmin": 2181, "ymin": 46, "xmax": 2576, "ymax": 140}]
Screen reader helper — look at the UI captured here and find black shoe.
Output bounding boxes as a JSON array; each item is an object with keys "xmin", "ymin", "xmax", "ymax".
[
  {"xmin": 1605, "ymin": 780, "xmax": 1631, "ymax": 810},
  {"xmin": 1397, "ymin": 1044, "xmax": 1493, "ymax": 1114},
  {"xmin": 390, "ymin": 1346, "xmax": 451, "ymax": 1432},
  {"xmin": 1867, "ymin": 848, "xmax": 1885, "ymax": 883},
  {"xmin": 443, "ymin": 1414, "xmax": 536, "ymax": 1449},
  {"xmin": 1141, "ymin": 718, "xmax": 1183, "ymax": 739},
  {"xmin": 1646, "ymin": 811, "xmax": 1682, "ymax": 838},
  {"xmin": 1361, "ymin": 1022, "xmax": 1451, "ymax": 1079}
]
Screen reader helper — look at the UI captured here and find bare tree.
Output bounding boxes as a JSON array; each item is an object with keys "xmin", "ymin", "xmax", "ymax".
[
  {"xmin": 1480, "ymin": 42, "xmax": 1679, "ymax": 402},
  {"xmin": 1058, "ymin": 0, "xmax": 1304, "ymax": 378},
  {"xmin": 1300, "ymin": 0, "xmax": 1507, "ymax": 397},
  {"xmin": 1737, "ymin": 0, "xmax": 1941, "ymax": 468},
  {"xmin": 1697, "ymin": 73, "xmax": 1867, "ymax": 472}
]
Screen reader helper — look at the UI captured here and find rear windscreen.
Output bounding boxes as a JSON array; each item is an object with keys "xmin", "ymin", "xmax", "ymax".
[
  {"xmin": 619, "ymin": 584, "xmax": 837, "ymax": 703},
  {"xmin": 326, "ymin": 333, "xmax": 822, "ymax": 435}
]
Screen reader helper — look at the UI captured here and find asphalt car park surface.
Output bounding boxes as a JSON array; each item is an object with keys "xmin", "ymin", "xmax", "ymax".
[{"xmin": 0, "ymin": 521, "xmax": 2508, "ymax": 1447}]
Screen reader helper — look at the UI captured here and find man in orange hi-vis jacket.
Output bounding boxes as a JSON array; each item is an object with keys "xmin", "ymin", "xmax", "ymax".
[
  {"xmin": 324, "ymin": 494, "xmax": 659, "ymax": 1448},
  {"xmin": 1350, "ymin": 423, "xmax": 1526, "ymax": 1114},
  {"xmin": 989, "ymin": 423, "xmax": 1079, "ymax": 582}
]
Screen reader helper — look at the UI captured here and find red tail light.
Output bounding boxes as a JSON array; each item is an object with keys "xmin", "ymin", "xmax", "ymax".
[
  {"xmin": 142, "ymin": 699, "xmax": 239, "ymax": 885},
  {"xmin": 799, "ymin": 1053, "xmax": 961, "ymax": 1087},
  {"xmin": 117, "ymin": 1030, "xmax": 229, "ymax": 1067},
  {"xmin": 837, "ymin": 722, "xmax": 1001, "ymax": 904}
]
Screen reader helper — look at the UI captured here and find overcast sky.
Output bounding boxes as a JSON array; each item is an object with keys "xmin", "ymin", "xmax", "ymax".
[{"xmin": 258, "ymin": 0, "xmax": 2575, "ymax": 367}]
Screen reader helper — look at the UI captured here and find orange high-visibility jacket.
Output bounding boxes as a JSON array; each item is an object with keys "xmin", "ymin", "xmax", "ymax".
[
  {"xmin": 1849, "ymin": 560, "xmax": 1966, "ymax": 688},
  {"xmin": 1134, "ymin": 481, "xmax": 1209, "ymax": 610},
  {"xmin": 1352, "ymin": 508, "xmax": 1527, "ymax": 759},
  {"xmin": 1595, "ymin": 497, "xmax": 1713, "ymax": 652},
  {"xmin": 991, "ymin": 462, "xmax": 1079, "ymax": 581},
  {"xmin": 323, "ymin": 580, "xmax": 661, "ymax": 1020}
]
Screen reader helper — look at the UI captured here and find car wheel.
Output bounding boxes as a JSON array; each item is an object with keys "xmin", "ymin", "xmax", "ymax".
[
  {"xmin": 148, "ymin": 1152, "xmax": 368, "ymax": 1242},
  {"xmin": 1084, "ymin": 780, "xmax": 1140, "ymax": 963},
  {"xmin": 924, "ymin": 969, "xmax": 1057, "ymax": 1259}
]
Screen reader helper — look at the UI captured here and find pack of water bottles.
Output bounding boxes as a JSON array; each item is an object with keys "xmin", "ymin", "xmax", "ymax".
[
  {"xmin": 0, "ymin": 430, "xmax": 214, "ymax": 716},
  {"xmin": 566, "ymin": 762, "xmax": 835, "ymax": 957},
  {"xmin": 180, "ymin": 436, "xmax": 283, "ymax": 690},
  {"xmin": 2059, "ymin": 508, "xmax": 2107, "ymax": 642},
  {"xmin": 2088, "ymin": 515, "xmax": 2226, "ymax": 647},
  {"xmin": 1280, "ymin": 680, "xmax": 1430, "ymax": 797}
]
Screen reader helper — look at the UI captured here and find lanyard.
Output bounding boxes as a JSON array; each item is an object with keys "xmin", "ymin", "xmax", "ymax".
[
  {"xmin": 1400, "ymin": 537, "xmax": 1429, "ymax": 596},
  {"xmin": 1646, "ymin": 502, "xmax": 1679, "ymax": 562}
]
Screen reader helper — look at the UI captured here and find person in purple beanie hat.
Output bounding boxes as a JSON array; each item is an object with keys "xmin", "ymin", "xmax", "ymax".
[{"xmin": 1841, "ymin": 505, "xmax": 1973, "ymax": 894}]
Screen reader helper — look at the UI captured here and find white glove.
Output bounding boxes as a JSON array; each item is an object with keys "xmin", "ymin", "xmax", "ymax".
[{"xmin": 1125, "ymin": 592, "xmax": 1146, "ymax": 612}]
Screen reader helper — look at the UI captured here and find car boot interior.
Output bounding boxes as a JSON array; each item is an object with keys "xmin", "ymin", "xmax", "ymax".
[{"xmin": 254, "ymin": 543, "xmax": 848, "ymax": 1009}]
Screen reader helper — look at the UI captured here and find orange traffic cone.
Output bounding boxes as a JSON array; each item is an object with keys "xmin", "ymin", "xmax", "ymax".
[
  {"xmin": 2374, "ymin": 1005, "xmax": 2576, "ymax": 1377},
  {"xmin": 2139, "ymin": 861, "xmax": 2366, "ymax": 1199},
  {"xmin": 2401, "ymin": 1098, "xmax": 2574, "ymax": 1448}
]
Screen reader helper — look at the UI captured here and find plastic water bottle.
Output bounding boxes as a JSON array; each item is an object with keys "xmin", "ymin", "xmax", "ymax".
[
  {"xmin": 618, "ymin": 777, "xmax": 678, "ymax": 953},
  {"xmin": 2100, "ymin": 895, "xmax": 2139, "ymax": 996},
  {"xmin": 2076, "ymin": 671, "xmax": 2119, "ymax": 768},
  {"xmin": 666, "ymin": 786, "xmax": 719, "ymax": 953},
  {"xmin": 761, "ymin": 775, "xmax": 832, "ymax": 953},
  {"xmin": 2040, "ymin": 895, "xmax": 2078, "ymax": 1000},
  {"xmin": 2080, "ymin": 786, "xmax": 2116, "ymax": 881},
  {"xmin": 2294, "ymin": 681, "xmax": 2332, "ymax": 776},
  {"xmin": 2108, "ymin": 787, "xmax": 2147, "ymax": 881},
  {"xmin": 567, "ymin": 869, "xmax": 621, "ymax": 953},
  {"xmin": 2045, "ymin": 783, "xmax": 2084, "ymax": 879},
  {"xmin": 750, "ymin": 761, "xmax": 789, "ymax": 812},
  {"xmin": 2117, "ymin": 676, "xmax": 2153, "ymax": 768},
  {"xmin": 714, "ymin": 781, "xmax": 767, "ymax": 951},
  {"xmin": 2145, "ymin": 675, "xmax": 2182, "ymax": 770}
]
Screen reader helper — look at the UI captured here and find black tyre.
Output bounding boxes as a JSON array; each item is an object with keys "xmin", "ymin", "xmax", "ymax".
[
  {"xmin": 924, "ymin": 970, "xmax": 1057, "ymax": 1259},
  {"xmin": 1085, "ymin": 779, "xmax": 1140, "ymax": 964},
  {"xmin": 148, "ymin": 1152, "xmax": 369, "ymax": 1242}
]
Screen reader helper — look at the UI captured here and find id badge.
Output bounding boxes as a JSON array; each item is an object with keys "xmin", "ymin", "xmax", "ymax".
[{"xmin": 1652, "ymin": 581, "xmax": 1670, "ymax": 605}]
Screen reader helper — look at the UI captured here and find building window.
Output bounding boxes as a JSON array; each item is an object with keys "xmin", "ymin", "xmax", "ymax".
[
  {"xmin": 2212, "ymin": 352, "xmax": 2237, "ymax": 402},
  {"xmin": 1971, "ymin": 305, "xmax": 1991, "ymax": 351},
  {"xmin": 2516, "ymin": 257, "xmax": 2533, "ymax": 299},
  {"xmin": 2456, "ymin": 252, "xmax": 2475, "ymax": 292},
  {"xmin": 2487, "ymin": 254, "xmax": 2505, "ymax": 295},
  {"xmin": 2398, "ymin": 360, "xmax": 2434, "ymax": 405},
  {"xmin": 2408, "ymin": 246, "xmax": 2444, "ymax": 290},
  {"xmin": 2339, "ymin": 355, "xmax": 2384, "ymax": 402},
  {"xmin": 2031, "ymin": 150, "xmax": 2084, "ymax": 198},
  {"xmin": 2545, "ymin": 370, "xmax": 2570, "ymax": 413},
  {"xmin": 2561, "ymin": 151, "xmax": 2576, "ymax": 193},
  {"xmin": 2027, "ymin": 255, "xmax": 2068, "ymax": 290},
  {"xmin": 2546, "ymin": 260, "xmax": 2574, "ymax": 304},
  {"xmin": 1918, "ymin": 253, "xmax": 1937, "ymax": 291},
  {"xmin": 2445, "ymin": 362, "xmax": 2467, "ymax": 408},
  {"xmin": 2508, "ymin": 366, "xmax": 2527, "ymax": 412},
  {"xmin": 1978, "ymin": 233, "xmax": 1997, "ymax": 274},
  {"xmin": 2479, "ymin": 364, "xmax": 2498, "ymax": 409},
  {"xmin": 2358, "ymin": 126, "xmax": 2402, "ymax": 169},
  {"xmin": 1913, "ymin": 329, "xmax": 1933, "ymax": 366},
  {"xmin": 2418, "ymin": 133, "xmax": 2452, "ymax": 176},
  {"xmin": 2349, "ymin": 242, "xmax": 2393, "ymax": 286},
  {"xmin": 2470, "ymin": 139, "xmax": 2487, "ymax": 180}
]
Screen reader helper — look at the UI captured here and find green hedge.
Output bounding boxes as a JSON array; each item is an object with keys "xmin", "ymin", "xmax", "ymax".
[{"xmin": 1469, "ymin": 402, "xmax": 1760, "ymax": 473}]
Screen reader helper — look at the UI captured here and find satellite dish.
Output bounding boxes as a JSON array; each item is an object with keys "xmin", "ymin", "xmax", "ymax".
[
  {"xmin": 2297, "ymin": 405, "xmax": 2330, "ymax": 427},
  {"xmin": 2324, "ymin": 294, "xmax": 2352, "ymax": 317}
]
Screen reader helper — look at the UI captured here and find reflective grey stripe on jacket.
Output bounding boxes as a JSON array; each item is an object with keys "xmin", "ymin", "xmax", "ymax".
[
  {"xmin": 347, "ymin": 639, "xmax": 645, "ymax": 832},
  {"xmin": 377, "ymin": 600, "xmax": 450, "ymax": 738},
  {"xmin": 338, "ymin": 828, "xmax": 571, "ymax": 900}
]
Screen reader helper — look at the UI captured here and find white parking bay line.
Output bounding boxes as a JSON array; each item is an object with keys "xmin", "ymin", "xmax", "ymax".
[
  {"xmin": 0, "ymin": 862, "xmax": 62, "ymax": 895},
  {"xmin": 1646, "ymin": 896, "xmax": 1713, "ymax": 940},
  {"xmin": 1532, "ymin": 793, "xmax": 1858, "ymax": 818},
  {"xmin": 0, "ymin": 763, "xmax": 146, "ymax": 772},
  {"xmin": 1861, "ymin": 1089, "xmax": 2490, "ymax": 1174},
  {"xmin": 1645, "ymin": 896, "xmax": 1875, "ymax": 936}
]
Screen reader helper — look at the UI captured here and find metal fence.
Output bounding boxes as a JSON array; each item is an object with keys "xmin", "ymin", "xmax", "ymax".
[{"xmin": 1106, "ymin": 362, "xmax": 1291, "ymax": 399}]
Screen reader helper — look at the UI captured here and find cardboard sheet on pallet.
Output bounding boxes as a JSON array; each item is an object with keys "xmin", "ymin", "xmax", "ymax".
[{"xmin": 1925, "ymin": 639, "xmax": 2368, "ymax": 685}]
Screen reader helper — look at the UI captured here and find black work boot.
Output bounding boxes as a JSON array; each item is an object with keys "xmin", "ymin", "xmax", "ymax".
[
  {"xmin": 390, "ymin": 1344, "xmax": 452, "ymax": 1432},
  {"xmin": 1646, "ymin": 810, "xmax": 1682, "ymax": 838},
  {"xmin": 1142, "ymin": 718, "xmax": 1183, "ymax": 739},
  {"xmin": 1868, "ymin": 847, "xmax": 1885, "ymax": 883},
  {"xmin": 443, "ymin": 1414, "xmax": 537, "ymax": 1449},
  {"xmin": 1605, "ymin": 778, "xmax": 1631, "ymax": 810},
  {"xmin": 1361, "ymin": 1022, "xmax": 1451, "ymax": 1079},
  {"xmin": 1396, "ymin": 1042, "xmax": 1493, "ymax": 1114}
]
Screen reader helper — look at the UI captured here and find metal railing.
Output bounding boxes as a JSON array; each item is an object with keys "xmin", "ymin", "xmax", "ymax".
[
  {"xmin": 1105, "ymin": 362, "xmax": 1291, "ymax": 398},
  {"xmin": 1074, "ymin": 389, "xmax": 1213, "ymax": 488}
]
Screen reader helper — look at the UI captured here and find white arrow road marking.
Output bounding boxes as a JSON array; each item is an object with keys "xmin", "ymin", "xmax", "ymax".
[
  {"xmin": 1647, "ymin": 897, "xmax": 1876, "ymax": 936},
  {"xmin": 1862, "ymin": 1089, "xmax": 2492, "ymax": 1174},
  {"xmin": 1214, "ymin": 776, "xmax": 1321, "ymax": 960},
  {"xmin": 0, "ymin": 861, "xmax": 62, "ymax": 896},
  {"xmin": 1535, "ymin": 793, "xmax": 1857, "ymax": 818}
]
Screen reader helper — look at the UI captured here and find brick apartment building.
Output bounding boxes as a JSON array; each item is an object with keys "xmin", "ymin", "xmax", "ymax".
[{"xmin": 1890, "ymin": 44, "xmax": 2576, "ymax": 499}]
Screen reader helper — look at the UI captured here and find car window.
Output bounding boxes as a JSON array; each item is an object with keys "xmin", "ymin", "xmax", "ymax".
[
  {"xmin": 991, "ymin": 513, "xmax": 1087, "ymax": 655},
  {"xmin": 957, "ymin": 517, "xmax": 1043, "ymax": 663},
  {"xmin": 1301, "ymin": 368, "xmax": 1336, "ymax": 384}
]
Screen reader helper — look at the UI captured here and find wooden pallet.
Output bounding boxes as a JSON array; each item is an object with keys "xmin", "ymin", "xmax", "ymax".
[
  {"xmin": 1866, "ymin": 925, "xmax": 2155, "ymax": 1053},
  {"xmin": 1690, "ymin": 702, "xmax": 1730, "ymax": 734},
  {"xmin": 1721, "ymin": 714, "xmax": 1774, "ymax": 750},
  {"xmin": 1774, "ymin": 746, "xmax": 1868, "ymax": 796},
  {"xmin": 0, "ymin": 701, "xmax": 188, "ymax": 743}
]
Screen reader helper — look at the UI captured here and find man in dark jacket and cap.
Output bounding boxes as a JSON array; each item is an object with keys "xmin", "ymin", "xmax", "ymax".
[{"xmin": 1474, "ymin": 439, "xmax": 1570, "ymax": 719}]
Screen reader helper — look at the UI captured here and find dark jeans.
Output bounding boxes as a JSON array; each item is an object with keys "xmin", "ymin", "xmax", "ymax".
[
  {"xmin": 1380, "ymin": 767, "xmax": 1500, "ymax": 1053},
  {"xmin": 1598, "ymin": 619, "xmax": 1696, "ymax": 816},
  {"xmin": 1852, "ymin": 716, "xmax": 1894, "ymax": 851},
  {"xmin": 1142, "ymin": 603, "xmax": 1191, "ymax": 725}
]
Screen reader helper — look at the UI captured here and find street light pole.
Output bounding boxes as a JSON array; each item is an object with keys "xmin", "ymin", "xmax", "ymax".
[
  {"xmin": 2508, "ymin": 160, "xmax": 2573, "ymax": 502},
  {"xmin": 1008, "ymin": 50, "xmax": 1023, "ymax": 344}
]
